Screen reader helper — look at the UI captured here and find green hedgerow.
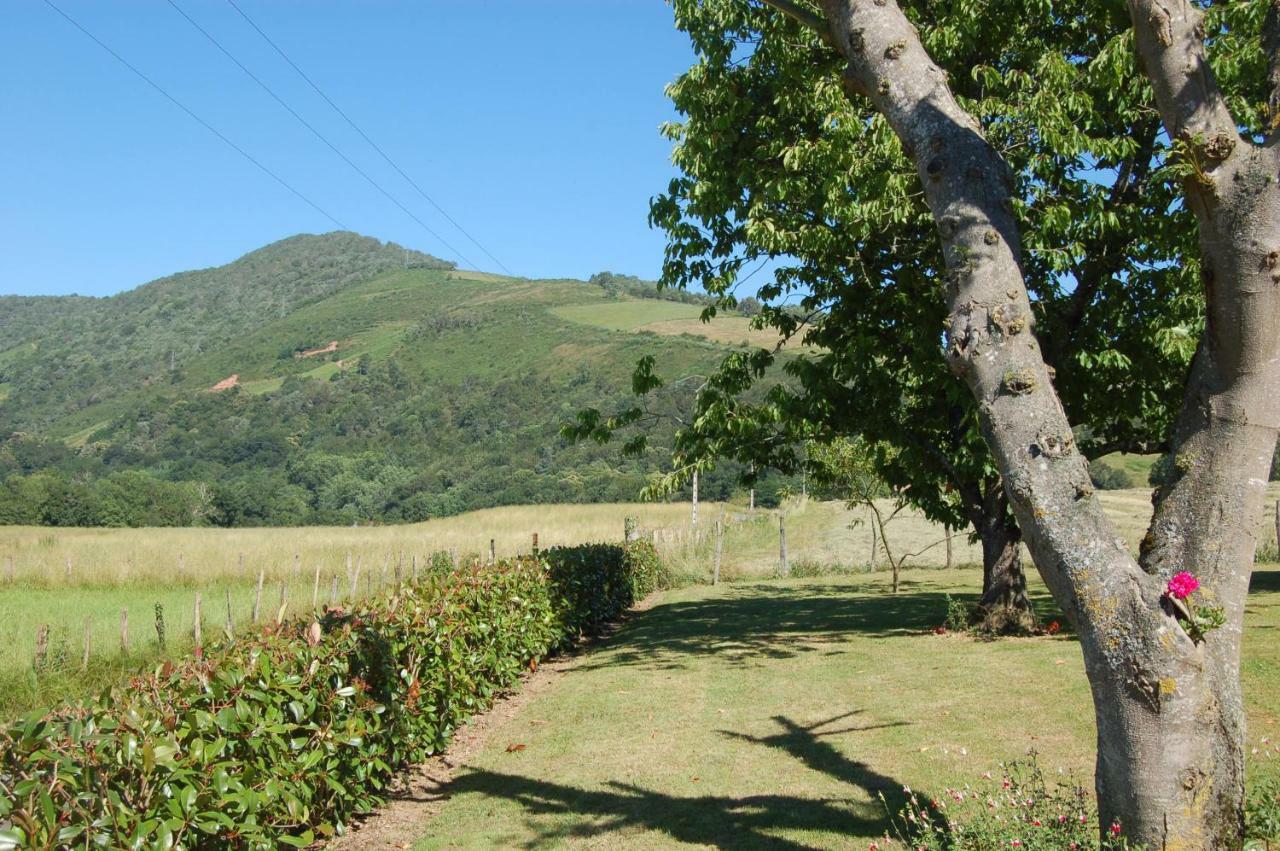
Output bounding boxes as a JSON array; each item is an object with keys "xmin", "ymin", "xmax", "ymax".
[{"xmin": 0, "ymin": 541, "xmax": 663, "ymax": 849}]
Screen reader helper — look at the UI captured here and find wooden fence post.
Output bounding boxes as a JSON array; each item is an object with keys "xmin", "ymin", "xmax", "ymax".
[
  {"xmin": 330, "ymin": 574, "xmax": 339, "ymax": 607},
  {"xmin": 120, "ymin": 607, "xmax": 129, "ymax": 656},
  {"xmin": 225, "ymin": 588, "xmax": 234, "ymax": 639},
  {"xmin": 411, "ymin": 553, "xmax": 419, "ymax": 583},
  {"xmin": 713, "ymin": 520, "xmax": 724, "ymax": 586},
  {"xmin": 81, "ymin": 617, "xmax": 92, "ymax": 670},
  {"xmin": 154, "ymin": 604, "xmax": 166, "ymax": 650},
  {"xmin": 945, "ymin": 525, "xmax": 953, "ymax": 570},
  {"xmin": 276, "ymin": 582, "xmax": 288, "ymax": 625},
  {"xmin": 394, "ymin": 552, "xmax": 403, "ymax": 585},
  {"xmin": 779, "ymin": 516, "xmax": 789, "ymax": 576},
  {"xmin": 253, "ymin": 569, "xmax": 265, "ymax": 624},
  {"xmin": 193, "ymin": 593, "xmax": 202, "ymax": 650},
  {"xmin": 6, "ymin": 554, "xmax": 15, "ymax": 584},
  {"xmin": 691, "ymin": 469, "xmax": 699, "ymax": 529},
  {"xmin": 1274, "ymin": 501, "xmax": 1279, "ymax": 552},
  {"xmin": 312, "ymin": 565, "xmax": 321, "ymax": 610},
  {"xmin": 532, "ymin": 533, "xmax": 539, "ymax": 556},
  {"xmin": 34, "ymin": 624, "xmax": 49, "ymax": 670},
  {"xmin": 489, "ymin": 539, "xmax": 496, "ymax": 565},
  {"xmin": 350, "ymin": 557, "xmax": 362, "ymax": 599}
]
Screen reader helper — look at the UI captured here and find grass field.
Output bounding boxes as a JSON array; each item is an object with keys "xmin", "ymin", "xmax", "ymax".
[
  {"xmin": 0, "ymin": 503, "xmax": 709, "ymax": 716},
  {"xmin": 406, "ymin": 566, "xmax": 1280, "ymax": 849},
  {"xmin": 5, "ymin": 486, "xmax": 1278, "ymax": 721},
  {"xmin": 551, "ymin": 301, "xmax": 784, "ymax": 349},
  {"xmin": 1092, "ymin": 452, "xmax": 1160, "ymax": 485}
]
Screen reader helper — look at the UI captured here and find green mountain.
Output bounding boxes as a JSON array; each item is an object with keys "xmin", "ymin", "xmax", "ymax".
[{"xmin": 0, "ymin": 232, "xmax": 780, "ymax": 526}]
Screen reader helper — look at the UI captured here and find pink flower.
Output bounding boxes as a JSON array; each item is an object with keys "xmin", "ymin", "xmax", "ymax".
[
  {"xmin": 1110, "ymin": 821, "xmax": 1123, "ymax": 836},
  {"xmin": 1167, "ymin": 571, "xmax": 1199, "ymax": 600}
]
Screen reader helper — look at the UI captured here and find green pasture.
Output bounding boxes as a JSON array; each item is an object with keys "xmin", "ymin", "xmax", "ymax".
[{"xmin": 413, "ymin": 566, "xmax": 1280, "ymax": 849}]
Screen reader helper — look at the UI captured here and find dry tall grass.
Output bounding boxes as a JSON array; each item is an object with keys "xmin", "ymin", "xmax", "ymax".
[{"xmin": 0, "ymin": 503, "xmax": 711, "ymax": 588}]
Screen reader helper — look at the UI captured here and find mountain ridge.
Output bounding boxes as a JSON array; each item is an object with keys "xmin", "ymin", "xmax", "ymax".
[{"xmin": 0, "ymin": 232, "xmax": 788, "ymax": 526}]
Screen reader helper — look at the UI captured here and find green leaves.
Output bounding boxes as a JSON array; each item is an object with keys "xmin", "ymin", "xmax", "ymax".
[
  {"xmin": 0, "ymin": 546, "xmax": 662, "ymax": 848},
  {"xmin": 632, "ymin": 0, "xmax": 1274, "ymax": 535}
]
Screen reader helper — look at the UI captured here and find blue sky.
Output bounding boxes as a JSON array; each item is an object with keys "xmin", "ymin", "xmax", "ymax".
[{"xmin": 1, "ymin": 2, "xmax": 696, "ymax": 296}]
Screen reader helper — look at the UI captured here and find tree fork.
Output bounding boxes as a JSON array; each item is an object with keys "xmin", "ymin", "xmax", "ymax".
[{"xmin": 809, "ymin": 0, "xmax": 1280, "ymax": 845}]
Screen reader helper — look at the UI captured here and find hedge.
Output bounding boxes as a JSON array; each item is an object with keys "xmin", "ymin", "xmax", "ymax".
[{"xmin": 0, "ymin": 540, "xmax": 664, "ymax": 849}]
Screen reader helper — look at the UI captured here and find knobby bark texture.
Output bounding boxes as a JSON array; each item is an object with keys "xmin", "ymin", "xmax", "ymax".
[{"xmin": 792, "ymin": 0, "xmax": 1280, "ymax": 846}]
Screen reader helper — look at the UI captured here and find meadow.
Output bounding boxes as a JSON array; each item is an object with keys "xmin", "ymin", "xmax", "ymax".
[
  {"xmin": 4, "ymin": 485, "xmax": 1278, "ymax": 720},
  {"xmin": 0, "ymin": 502, "xmax": 702, "ymax": 715},
  {"xmin": 400, "ymin": 565, "xmax": 1280, "ymax": 849}
]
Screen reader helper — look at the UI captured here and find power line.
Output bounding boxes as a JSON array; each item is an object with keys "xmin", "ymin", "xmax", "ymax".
[
  {"xmin": 41, "ymin": 0, "xmax": 346, "ymax": 231},
  {"xmin": 224, "ymin": 0, "xmax": 514, "ymax": 276},
  {"xmin": 165, "ymin": 0, "xmax": 477, "ymax": 269}
]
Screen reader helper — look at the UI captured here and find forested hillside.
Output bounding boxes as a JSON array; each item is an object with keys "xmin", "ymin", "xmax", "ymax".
[{"xmin": 0, "ymin": 233, "xmax": 786, "ymax": 526}]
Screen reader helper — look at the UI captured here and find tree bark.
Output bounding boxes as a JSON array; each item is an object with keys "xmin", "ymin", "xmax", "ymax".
[
  {"xmin": 795, "ymin": 1, "xmax": 1280, "ymax": 845},
  {"xmin": 964, "ymin": 479, "xmax": 1035, "ymax": 630}
]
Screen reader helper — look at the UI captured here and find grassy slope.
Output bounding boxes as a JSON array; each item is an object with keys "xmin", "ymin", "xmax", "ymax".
[
  {"xmin": 44, "ymin": 271, "xmax": 733, "ymax": 442},
  {"xmin": 414, "ymin": 566, "xmax": 1280, "ymax": 849},
  {"xmin": 0, "ymin": 233, "xmax": 450, "ymax": 431},
  {"xmin": 552, "ymin": 300, "xmax": 783, "ymax": 348},
  {"xmin": 1092, "ymin": 452, "xmax": 1160, "ymax": 485}
]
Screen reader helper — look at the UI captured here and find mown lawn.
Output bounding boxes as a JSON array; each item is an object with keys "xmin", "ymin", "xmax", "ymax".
[{"xmin": 413, "ymin": 566, "xmax": 1280, "ymax": 849}]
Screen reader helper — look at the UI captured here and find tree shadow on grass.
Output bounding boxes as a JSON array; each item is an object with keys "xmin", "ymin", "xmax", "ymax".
[
  {"xmin": 442, "ymin": 709, "xmax": 915, "ymax": 849},
  {"xmin": 578, "ymin": 579, "xmax": 1069, "ymax": 672},
  {"xmin": 1250, "ymin": 568, "xmax": 1280, "ymax": 594}
]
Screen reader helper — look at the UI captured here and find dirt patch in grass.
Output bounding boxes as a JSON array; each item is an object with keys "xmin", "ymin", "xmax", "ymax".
[{"xmin": 327, "ymin": 658, "xmax": 572, "ymax": 850}]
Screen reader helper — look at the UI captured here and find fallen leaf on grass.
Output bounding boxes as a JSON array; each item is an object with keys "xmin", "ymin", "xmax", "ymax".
[{"xmin": 506, "ymin": 743, "xmax": 527, "ymax": 753}]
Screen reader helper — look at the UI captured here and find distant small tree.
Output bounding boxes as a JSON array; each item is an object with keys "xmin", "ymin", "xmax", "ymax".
[{"xmin": 810, "ymin": 437, "xmax": 955, "ymax": 595}]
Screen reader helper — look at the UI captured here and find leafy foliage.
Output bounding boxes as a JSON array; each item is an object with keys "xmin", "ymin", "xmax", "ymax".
[
  {"xmin": 630, "ymin": 0, "xmax": 1273, "ymax": 560},
  {"xmin": 885, "ymin": 753, "xmax": 1130, "ymax": 851},
  {"xmin": 0, "ymin": 540, "xmax": 663, "ymax": 848}
]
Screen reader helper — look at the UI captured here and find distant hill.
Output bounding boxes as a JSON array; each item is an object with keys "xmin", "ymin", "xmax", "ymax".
[{"xmin": 0, "ymin": 232, "xmax": 790, "ymax": 526}]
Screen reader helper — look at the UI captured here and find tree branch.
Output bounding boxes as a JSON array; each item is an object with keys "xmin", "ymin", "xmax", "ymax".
[
  {"xmin": 817, "ymin": 0, "xmax": 1146, "ymax": 621},
  {"xmin": 757, "ymin": 0, "xmax": 834, "ymax": 47},
  {"xmin": 1124, "ymin": 0, "xmax": 1238, "ymax": 148}
]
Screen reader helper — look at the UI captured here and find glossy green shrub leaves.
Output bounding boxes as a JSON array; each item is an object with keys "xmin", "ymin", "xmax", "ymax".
[{"xmin": 0, "ymin": 541, "xmax": 662, "ymax": 849}]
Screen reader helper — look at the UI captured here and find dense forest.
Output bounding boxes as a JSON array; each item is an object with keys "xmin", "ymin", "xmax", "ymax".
[{"xmin": 0, "ymin": 233, "xmax": 792, "ymax": 526}]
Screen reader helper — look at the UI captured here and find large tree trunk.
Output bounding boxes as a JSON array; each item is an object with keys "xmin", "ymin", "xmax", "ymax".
[
  {"xmin": 787, "ymin": 1, "xmax": 1280, "ymax": 845},
  {"xmin": 968, "ymin": 482, "xmax": 1035, "ymax": 632}
]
